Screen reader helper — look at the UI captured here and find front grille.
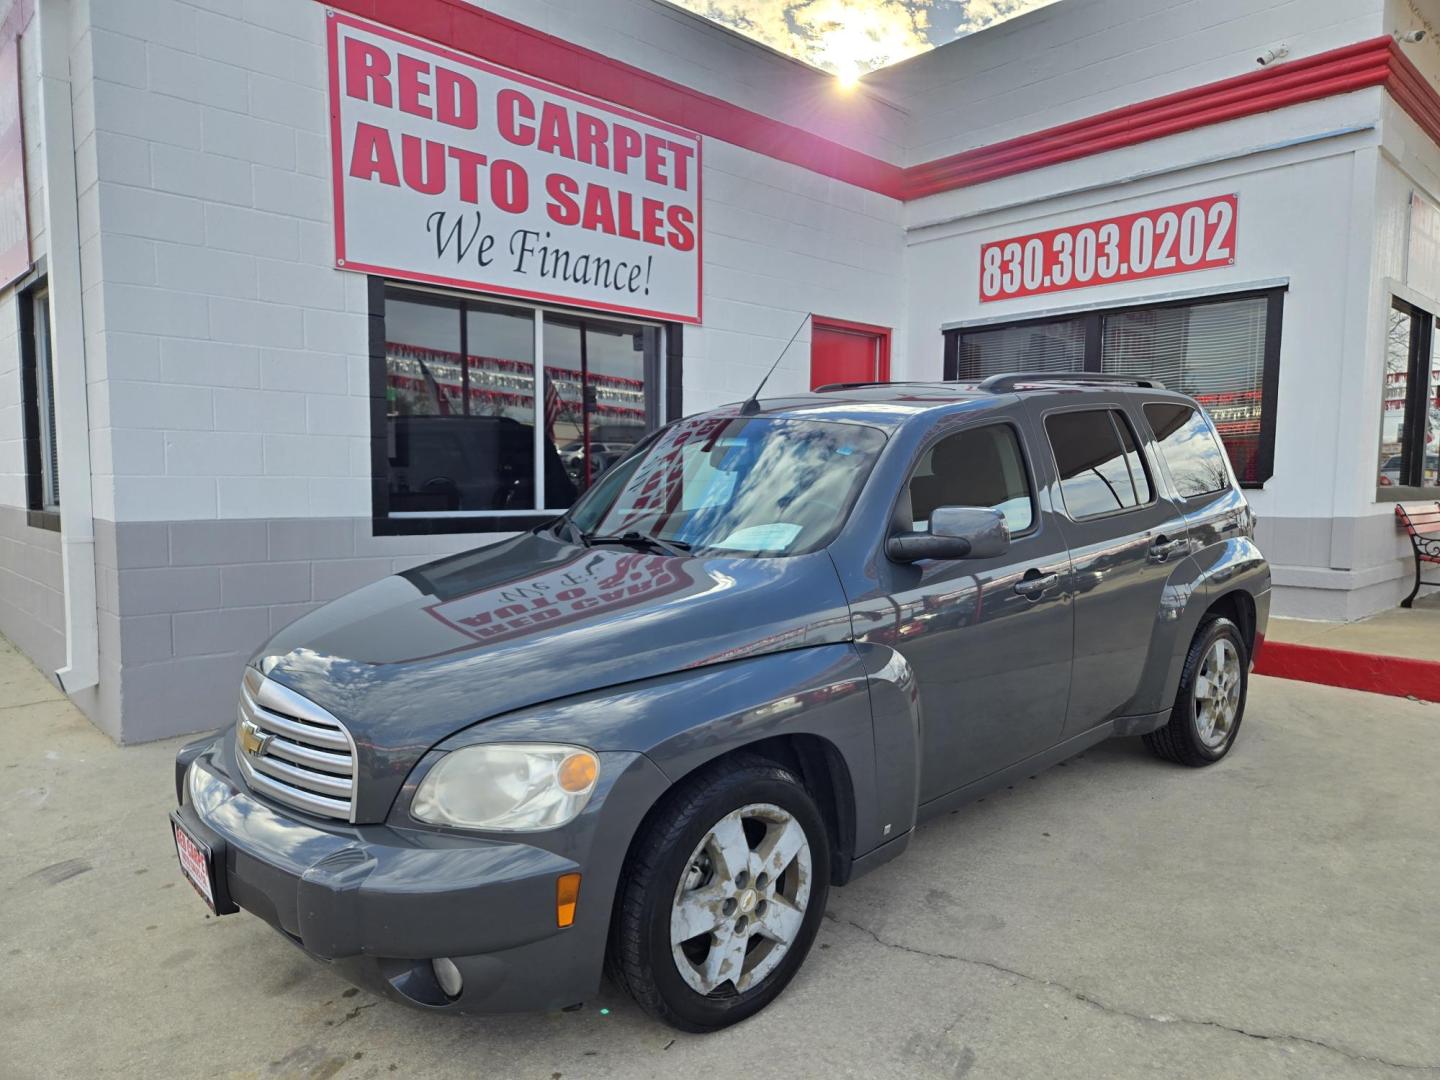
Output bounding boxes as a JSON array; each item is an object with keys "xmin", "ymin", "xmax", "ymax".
[{"xmin": 235, "ymin": 667, "xmax": 357, "ymax": 822}]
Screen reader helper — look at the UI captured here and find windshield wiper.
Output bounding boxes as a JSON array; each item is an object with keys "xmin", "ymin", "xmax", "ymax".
[{"xmin": 581, "ymin": 531, "xmax": 692, "ymax": 557}]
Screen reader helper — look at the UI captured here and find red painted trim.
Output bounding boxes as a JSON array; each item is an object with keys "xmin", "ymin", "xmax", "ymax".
[
  {"xmin": 1253, "ymin": 639, "xmax": 1440, "ymax": 703},
  {"xmin": 812, "ymin": 315, "xmax": 893, "ymax": 338},
  {"xmin": 322, "ymin": 0, "xmax": 906, "ymax": 198},
  {"xmin": 1385, "ymin": 39, "xmax": 1440, "ymax": 149},
  {"xmin": 901, "ymin": 37, "xmax": 1395, "ymax": 198},
  {"xmin": 810, "ymin": 315, "xmax": 892, "ymax": 387}
]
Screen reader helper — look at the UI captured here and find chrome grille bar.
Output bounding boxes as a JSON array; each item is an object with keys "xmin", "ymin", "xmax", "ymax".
[
  {"xmin": 235, "ymin": 667, "xmax": 357, "ymax": 822},
  {"xmin": 247, "ymin": 752, "xmax": 354, "ymax": 798},
  {"xmin": 237, "ymin": 756, "xmax": 353, "ymax": 819},
  {"xmin": 259, "ymin": 735, "xmax": 351, "ymax": 774},
  {"xmin": 240, "ymin": 690, "xmax": 350, "ymax": 752}
]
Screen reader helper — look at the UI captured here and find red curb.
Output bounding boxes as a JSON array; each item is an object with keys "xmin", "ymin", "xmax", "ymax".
[{"xmin": 1253, "ymin": 639, "xmax": 1440, "ymax": 702}]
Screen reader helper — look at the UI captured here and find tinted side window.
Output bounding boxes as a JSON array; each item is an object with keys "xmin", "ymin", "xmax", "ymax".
[
  {"xmin": 1045, "ymin": 409, "xmax": 1152, "ymax": 519},
  {"xmin": 1146, "ymin": 402, "xmax": 1231, "ymax": 497},
  {"xmin": 908, "ymin": 424, "xmax": 1034, "ymax": 533},
  {"xmin": 1114, "ymin": 410, "xmax": 1154, "ymax": 504}
]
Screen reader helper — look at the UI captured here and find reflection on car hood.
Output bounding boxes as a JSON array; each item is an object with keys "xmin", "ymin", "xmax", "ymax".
[{"xmin": 253, "ymin": 532, "xmax": 853, "ymax": 821}]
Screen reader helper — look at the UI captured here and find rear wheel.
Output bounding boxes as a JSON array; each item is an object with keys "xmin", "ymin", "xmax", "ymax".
[
  {"xmin": 1144, "ymin": 616, "xmax": 1248, "ymax": 766},
  {"xmin": 609, "ymin": 756, "xmax": 830, "ymax": 1032}
]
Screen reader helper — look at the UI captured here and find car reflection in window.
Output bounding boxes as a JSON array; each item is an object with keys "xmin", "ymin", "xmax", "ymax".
[{"xmin": 565, "ymin": 417, "xmax": 888, "ymax": 558}]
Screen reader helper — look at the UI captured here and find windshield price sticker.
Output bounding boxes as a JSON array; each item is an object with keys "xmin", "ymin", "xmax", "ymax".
[{"xmin": 979, "ymin": 194, "xmax": 1237, "ymax": 303}]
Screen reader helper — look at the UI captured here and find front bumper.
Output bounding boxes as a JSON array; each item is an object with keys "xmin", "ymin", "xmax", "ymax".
[{"xmin": 174, "ymin": 734, "xmax": 668, "ymax": 1013}]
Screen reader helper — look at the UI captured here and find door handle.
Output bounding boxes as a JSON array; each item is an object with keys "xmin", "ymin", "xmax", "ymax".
[
  {"xmin": 1148, "ymin": 536, "xmax": 1189, "ymax": 563},
  {"xmin": 1013, "ymin": 572, "xmax": 1058, "ymax": 599}
]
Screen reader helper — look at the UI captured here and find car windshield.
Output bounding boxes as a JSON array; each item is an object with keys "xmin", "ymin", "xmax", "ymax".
[{"xmin": 564, "ymin": 416, "xmax": 887, "ymax": 556}]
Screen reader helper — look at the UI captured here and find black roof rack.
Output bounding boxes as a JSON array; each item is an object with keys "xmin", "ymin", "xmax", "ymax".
[
  {"xmin": 976, "ymin": 371, "xmax": 1165, "ymax": 393},
  {"xmin": 811, "ymin": 380, "xmax": 942, "ymax": 393}
]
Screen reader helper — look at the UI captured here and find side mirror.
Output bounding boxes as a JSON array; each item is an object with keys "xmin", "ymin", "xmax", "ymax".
[{"xmin": 887, "ymin": 506, "xmax": 1011, "ymax": 564}]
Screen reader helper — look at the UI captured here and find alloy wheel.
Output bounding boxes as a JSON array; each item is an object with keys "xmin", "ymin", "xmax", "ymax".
[
  {"xmin": 670, "ymin": 802, "xmax": 812, "ymax": 996},
  {"xmin": 1193, "ymin": 637, "xmax": 1241, "ymax": 750}
]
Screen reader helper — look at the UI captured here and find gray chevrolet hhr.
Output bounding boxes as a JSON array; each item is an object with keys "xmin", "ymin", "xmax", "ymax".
[{"xmin": 170, "ymin": 372, "xmax": 1270, "ymax": 1032}]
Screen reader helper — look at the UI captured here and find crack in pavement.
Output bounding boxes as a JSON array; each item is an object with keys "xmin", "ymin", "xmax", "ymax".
[
  {"xmin": 329, "ymin": 1000, "xmax": 378, "ymax": 1029},
  {"xmin": 0, "ymin": 698, "xmax": 66, "ymax": 712},
  {"xmin": 825, "ymin": 912, "xmax": 1440, "ymax": 1073}
]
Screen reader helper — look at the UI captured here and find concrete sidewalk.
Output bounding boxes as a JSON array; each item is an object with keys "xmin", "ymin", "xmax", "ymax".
[
  {"xmin": 1267, "ymin": 600, "xmax": 1440, "ymax": 663},
  {"xmin": 1259, "ymin": 600, "xmax": 1440, "ymax": 700},
  {"xmin": 1, "ymin": 636, "xmax": 1438, "ymax": 1080}
]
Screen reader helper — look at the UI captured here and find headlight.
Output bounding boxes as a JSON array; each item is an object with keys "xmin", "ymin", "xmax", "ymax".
[
  {"xmin": 187, "ymin": 759, "xmax": 203, "ymax": 804},
  {"xmin": 410, "ymin": 743, "xmax": 599, "ymax": 831}
]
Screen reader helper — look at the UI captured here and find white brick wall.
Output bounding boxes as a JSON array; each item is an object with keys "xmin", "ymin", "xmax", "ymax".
[
  {"xmin": 78, "ymin": 0, "xmax": 354, "ymax": 522},
  {"xmin": 68, "ymin": 0, "xmax": 910, "ymax": 525}
]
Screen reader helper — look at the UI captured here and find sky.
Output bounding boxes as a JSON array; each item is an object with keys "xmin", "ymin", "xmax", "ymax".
[{"xmin": 669, "ymin": 0, "xmax": 1062, "ymax": 81}]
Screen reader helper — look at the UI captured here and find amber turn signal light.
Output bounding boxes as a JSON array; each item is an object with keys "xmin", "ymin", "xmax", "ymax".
[
  {"xmin": 556, "ymin": 872, "xmax": 582, "ymax": 928},
  {"xmin": 557, "ymin": 752, "xmax": 598, "ymax": 794}
]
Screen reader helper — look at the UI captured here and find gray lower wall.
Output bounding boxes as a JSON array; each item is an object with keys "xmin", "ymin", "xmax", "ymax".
[
  {"xmin": 95, "ymin": 517, "xmax": 476, "ymax": 744},
  {"xmin": 0, "ymin": 505, "xmax": 66, "ymax": 678},
  {"xmin": 1257, "ymin": 512, "xmax": 1417, "ymax": 620}
]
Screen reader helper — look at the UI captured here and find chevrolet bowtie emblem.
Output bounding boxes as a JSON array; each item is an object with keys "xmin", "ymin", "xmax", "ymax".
[{"xmin": 239, "ymin": 719, "xmax": 272, "ymax": 757}]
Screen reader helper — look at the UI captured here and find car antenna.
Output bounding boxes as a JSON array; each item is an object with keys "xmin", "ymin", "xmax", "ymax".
[{"xmin": 739, "ymin": 311, "xmax": 811, "ymax": 416}]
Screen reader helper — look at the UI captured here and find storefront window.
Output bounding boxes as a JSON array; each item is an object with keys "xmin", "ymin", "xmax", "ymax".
[
  {"xmin": 543, "ymin": 315, "xmax": 658, "ymax": 500},
  {"xmin": 18, "ymin": 277, "xmax": 60, "ymax": 526},
  {"xmin": 946, "ymin": 289, "xmax": 1283, "ymax": 487},
  {"xmin": 377, "ymin": 286, "xmax": 665, "ymax": 529},
  {"xmin": 956, "ymin": 317, "xmax": 1086, "ymax": 377},
  {"xmin": 1102, "ymin": 296, "xmax": 1268, "ymax": 483},
  {"xmin": 1379, "ymin": 298, "xmax": 1440, "ymax": 492}
]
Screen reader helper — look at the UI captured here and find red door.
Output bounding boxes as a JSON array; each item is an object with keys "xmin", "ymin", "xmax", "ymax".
[{"xmin": 810, "ymin": 317, "xmax": 891, "ymax": 390}]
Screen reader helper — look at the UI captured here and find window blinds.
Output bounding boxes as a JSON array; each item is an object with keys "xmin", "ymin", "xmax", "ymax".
[
  {"xmin": 958, "ymin": 318, "xmax": 1086, "ymax": 378},
  {"xmin": 1101, "ymin": 297, "xmax": 1268, "ymax": 483}
]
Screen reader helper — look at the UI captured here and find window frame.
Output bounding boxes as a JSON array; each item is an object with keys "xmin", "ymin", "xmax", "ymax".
[
  {"xmin": 369, "ymin": 279, "xmax": 682, "ymax": 536},
  {"xmin": 1377, "ymin": 295, "xmax": 1440, "ymax": 499},
  {"xmin": 897, "ymin": 418, "xmax": 1040, "ymax": 541},
  {"xmin": 943, "ymin": 286, "xmax": 1285, "ymax": 488},
  {"xmin": 1042, "ymin": 405, "xmax": 1157, "ymax": 523},
  {"xmin": 17, "ymin": 268, "xmax": 59, "ymax": 532}
]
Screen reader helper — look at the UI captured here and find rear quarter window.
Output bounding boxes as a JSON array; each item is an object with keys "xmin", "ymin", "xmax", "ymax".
[{"xmin": 1144, "ymin": 402, "xmax": 1231, "ymax": 498}]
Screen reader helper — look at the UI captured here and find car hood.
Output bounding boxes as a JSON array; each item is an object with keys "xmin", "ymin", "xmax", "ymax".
[{"xmin": 252, "ymin": 532, "xmax": 854, "ymax": 822}]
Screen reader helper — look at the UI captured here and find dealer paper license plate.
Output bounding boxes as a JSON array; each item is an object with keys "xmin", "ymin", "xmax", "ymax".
[{"xmin": 172, "ymin": 819, "xmax": 216, "ymax": 913}]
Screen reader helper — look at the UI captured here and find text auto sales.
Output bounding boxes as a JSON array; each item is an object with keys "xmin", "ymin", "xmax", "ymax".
[{"xmin": 343, "ymin": 39, "xmax": 697, "ymax": 296}]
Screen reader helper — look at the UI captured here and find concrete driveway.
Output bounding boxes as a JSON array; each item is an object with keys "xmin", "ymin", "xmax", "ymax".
[{"xmin": 2, "ymin": 637, "xmax": 1437, "ymax": 1080}]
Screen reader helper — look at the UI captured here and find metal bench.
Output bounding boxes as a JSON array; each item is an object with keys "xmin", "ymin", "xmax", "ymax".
[{"xmin": 1394, "ymin": 501, "xmax": 1440, "ymax": 607}]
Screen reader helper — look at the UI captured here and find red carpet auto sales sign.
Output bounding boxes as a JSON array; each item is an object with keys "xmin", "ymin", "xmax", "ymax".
[{"xmin": 326, "ymin": 12, "xmax": 702, "ymax": 323}]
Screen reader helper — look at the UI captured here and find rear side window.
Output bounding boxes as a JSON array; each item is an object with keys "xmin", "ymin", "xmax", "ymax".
[
  {"xmin": 908, "ymin": 424, "xmax": 1034, "ymax": 534},
  {"xmin": 1045, "ymin": 409, "xmax": 1153, "ymax": 519},
  {"xmin": 1145, "ymin": 402, "xmax": 1231, "ymax": 497}
]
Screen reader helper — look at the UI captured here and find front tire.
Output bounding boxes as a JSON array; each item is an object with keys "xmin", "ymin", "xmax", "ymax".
[
  {"xmin": 609, "ymin": 756, "xmax": 830, "ymax": 1032},
  {"xmin": 1144, "ymin": 616, "xmax": 1248, "ymax": 767}
]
